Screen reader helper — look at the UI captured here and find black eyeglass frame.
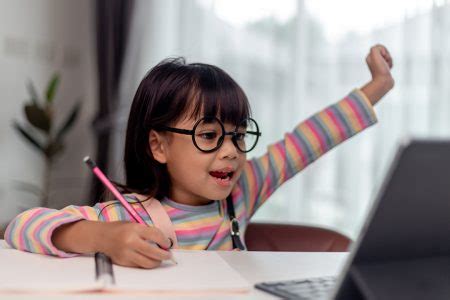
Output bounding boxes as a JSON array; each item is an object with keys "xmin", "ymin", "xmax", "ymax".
[{"xmin": 155, "ymin": 116, "xmax": 262, "ymax": 153}]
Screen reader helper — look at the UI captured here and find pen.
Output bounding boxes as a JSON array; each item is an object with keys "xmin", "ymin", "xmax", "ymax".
[
  {"xmin": 84, "ymin": 156, "xmax": 177, "ymax": 265},
  {"xmin": 95, "ymin": 252, "xmax": 115, "ymax": 285}
]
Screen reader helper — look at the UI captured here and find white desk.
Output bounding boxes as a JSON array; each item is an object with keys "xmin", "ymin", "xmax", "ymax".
[{"xmin": 0, "ymin": 240, "xmax": 347, "ymax": 299}]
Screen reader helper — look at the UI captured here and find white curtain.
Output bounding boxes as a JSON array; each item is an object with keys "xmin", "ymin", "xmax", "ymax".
[{"xmin": 112, "ymin": 0, "xmax": 450, "ymax": 238}]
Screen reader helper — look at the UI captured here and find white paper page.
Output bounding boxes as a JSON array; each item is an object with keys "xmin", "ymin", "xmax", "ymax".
[
  {"xmin": 0, "ymin": 248, "xmax": 101, "ymax": 292},
  {"xmin": 110, "ymin": 250, "xmax": 250, "ymax": 293}
]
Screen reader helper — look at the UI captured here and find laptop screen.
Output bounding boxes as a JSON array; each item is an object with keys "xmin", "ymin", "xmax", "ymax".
[{"xmin": 334, "ymin": 139, "xmax": 450, "ymax": 299}]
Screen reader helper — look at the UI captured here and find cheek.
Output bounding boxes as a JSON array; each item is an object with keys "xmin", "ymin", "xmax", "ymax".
[{"xmin": 167, "ymin": 149, "xmax": 211, "ymax": 179}]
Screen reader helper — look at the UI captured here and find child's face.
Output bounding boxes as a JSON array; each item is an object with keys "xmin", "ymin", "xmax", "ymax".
[{"xmin": 151, "ymin": 117, "xmax": 247, "ymax": 206}]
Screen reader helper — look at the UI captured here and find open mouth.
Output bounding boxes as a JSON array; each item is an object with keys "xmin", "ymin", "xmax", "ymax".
[{"xmin": 209, "ymin": 171, "xmax": 234, "ymax": 181}]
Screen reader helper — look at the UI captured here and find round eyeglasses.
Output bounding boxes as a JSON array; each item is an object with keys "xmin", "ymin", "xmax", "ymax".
[{"xmin": 156, "ymin": 116, "xmax": 261, "ymax": 153}]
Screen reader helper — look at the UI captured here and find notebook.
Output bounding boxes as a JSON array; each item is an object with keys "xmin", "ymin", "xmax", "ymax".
[{"xmin": 0, "ymin": 246, "xmax": 251, "ymax": 294}]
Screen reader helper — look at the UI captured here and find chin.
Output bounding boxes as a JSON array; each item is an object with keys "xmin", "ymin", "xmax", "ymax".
[{"xmin": 207, "ymin": 190, "xmax": 232, "ymax": 201}]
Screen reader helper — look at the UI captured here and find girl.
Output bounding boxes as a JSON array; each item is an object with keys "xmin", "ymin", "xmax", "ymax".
[{"xmin": 5, "ymin": 44, "xmax": 394, "ymax": 269}]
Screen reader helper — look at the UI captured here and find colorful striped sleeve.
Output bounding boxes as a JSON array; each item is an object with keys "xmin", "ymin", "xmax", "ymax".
[
  {"xmin": 237, "ymin": 89, "xmax": 377, "ymax": 218},
  {"xmin": 4, "ymin": 202, "xmax": 119, "ymax": 257}
]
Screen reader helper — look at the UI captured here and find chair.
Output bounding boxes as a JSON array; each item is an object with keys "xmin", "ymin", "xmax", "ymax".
[{"xmin": 244, "ymin": 222, "xmax": 351, "ymax": 252}]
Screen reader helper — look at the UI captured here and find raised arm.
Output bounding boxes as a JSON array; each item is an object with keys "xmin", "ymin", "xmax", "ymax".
[{"xmin": 238, "ymin": 44, "xmax": 394, "ymax": 218}]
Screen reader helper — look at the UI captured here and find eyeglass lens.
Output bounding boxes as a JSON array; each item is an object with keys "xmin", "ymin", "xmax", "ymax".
[{"xmin": 193, "ymin": 118, "xmax": 258, "ymax": 152}]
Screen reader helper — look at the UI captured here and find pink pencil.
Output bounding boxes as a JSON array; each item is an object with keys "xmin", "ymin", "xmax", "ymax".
[
  {"xmin": 84, "ymin": 156, "xmax": 147, "ymax": 225},
  {"xmin": 84, "ymin": 156, "xmax": 176, "ymax": 264}
]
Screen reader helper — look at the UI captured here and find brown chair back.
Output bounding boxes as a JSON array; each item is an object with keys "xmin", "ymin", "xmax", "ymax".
[{"xmin": 245, "ymin": 222, "xmax": 351, "ymax": 252}]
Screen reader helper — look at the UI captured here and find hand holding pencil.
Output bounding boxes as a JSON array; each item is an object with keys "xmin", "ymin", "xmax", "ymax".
[
  {"xmin": 95, "ymin": 221, "xmax": 174, "ymax": 269},
  {"xmin": 84, "ymin": 156, "xmax": 177, "ymax": 268}
]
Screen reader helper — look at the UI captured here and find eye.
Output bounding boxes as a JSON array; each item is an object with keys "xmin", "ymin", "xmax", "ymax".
[
  {"xmin": 234, "ymin": 132, "xmax": 246, "ymax": 141},
  {"xmin": 198, "ymin": 131, "xmax": 218, "ymax": 140}
]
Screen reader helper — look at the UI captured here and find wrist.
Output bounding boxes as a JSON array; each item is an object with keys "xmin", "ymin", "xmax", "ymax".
[
  {"xmin": 90, "ymin": 221, "xmax": 108, "ymax": 253},
  {"xmin": 372, "ymin": 75, "xmax": 394, "ymax": 93},
  {"xmin": 53, "ymin": 220, "xmax": 106, "ymax": 254},
  {"xmin": 361, "ymin": 76, "xmax": 394, "ymax": 106}
]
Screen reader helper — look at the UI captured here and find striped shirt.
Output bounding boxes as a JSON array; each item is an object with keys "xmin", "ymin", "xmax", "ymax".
[{"xmin": 5, "ymin": 89, "xmax": 377, "ymax": 256}]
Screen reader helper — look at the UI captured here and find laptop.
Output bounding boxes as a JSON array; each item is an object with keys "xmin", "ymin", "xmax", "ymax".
[{"xmin": 255, "ymin": 139, "xmax": 450, "ymax": 299}]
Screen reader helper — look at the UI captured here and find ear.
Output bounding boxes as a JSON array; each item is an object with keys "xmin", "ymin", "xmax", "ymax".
[{"xmin": 149, "ymin": 130, "xmax": 168, "ymax": 164}]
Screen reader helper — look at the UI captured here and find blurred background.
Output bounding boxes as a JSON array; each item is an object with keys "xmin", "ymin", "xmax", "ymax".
[{"xmin": 1, "ymin": 0, "xmax": 449, "ymax": 239}]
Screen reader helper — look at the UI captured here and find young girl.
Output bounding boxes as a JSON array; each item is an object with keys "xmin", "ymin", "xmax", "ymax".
[{"xmin": 5, "ymin": 44, "xmax": 394, "ymax": 269}]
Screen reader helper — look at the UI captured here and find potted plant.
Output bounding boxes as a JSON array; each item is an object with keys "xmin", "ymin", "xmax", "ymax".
[{"xmin": 12, "ymin": 73, "xmax": 81, "ymax": 207}]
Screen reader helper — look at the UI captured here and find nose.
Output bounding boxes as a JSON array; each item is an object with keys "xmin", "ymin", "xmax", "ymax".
[{"xmin": 218, "ymin": 136, "xmax": 238, "ymax": 159}]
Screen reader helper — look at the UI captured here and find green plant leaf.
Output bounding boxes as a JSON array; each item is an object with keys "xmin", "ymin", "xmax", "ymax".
[
  {"xmin": 12, "ymin": 121, "xmax": 45, "ymax": 153},
  {"xmin": 55, "ymin": 100, "xmax": 81, "ymax": 141},
  {"xmin": 26, "ymin": 79, "xmax": 39, "ymax": 105},
  {"xmin": 24, "ymin": 103, "xmax": 51, "ymax": 132},
  {"xmin": 46, "ymin": 73, "xmax": 60, "ymax": 104}
]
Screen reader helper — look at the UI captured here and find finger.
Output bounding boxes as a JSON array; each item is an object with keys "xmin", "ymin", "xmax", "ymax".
[
  {"xmin": 380, "ymin": 52, "xmax": 392, "ymax": 67},
  {"xmin": 138, "ymin": 226, "xmax": 172, "ymax": 249},
  {"xmin": 371, "ymin": 44, "xmax": 388, "ymax": 59},
  {"xmin": 386, "ymin": 57, "xmax": 393, "ymax": 68},
  {"xmin": 369, "ymin": 46, "xmax": 393, "ymax": 70},
  {"xmin": 378, "ymin": 46, "xmax": 389, "ymax": 59},
  {"xmin": 110, "ymin": 250, "xmax": 141, "ymax": 268},
  {"xmin": 378, "ymin": 44, "xmax": 387, "ymax": 56},
  {"xmin": 382, "ymin": 49, "xmax": 393, "ymax": 68},
  {"xmin": 129, "ymin": 251, "xmax": 162, "ymax": 269},
  {"xmin": 375, "ymin": 45, "xmax": 393, "ymax": 68},
  {"xmin": 135, "ymin": 238, "xmax": 172, "ymax": 261},
  {"xmin": 380, "ymin": 52, "xmax": 393, "ymax": 68},
  {"xmin": 370, "ymin": 45, "xmax": 381, "ymax": 55}
]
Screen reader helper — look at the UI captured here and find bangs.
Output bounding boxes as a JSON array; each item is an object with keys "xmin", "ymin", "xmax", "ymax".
[{"xmin": 186, "ymin": 63, "xmax": 251, "ymax": 125}]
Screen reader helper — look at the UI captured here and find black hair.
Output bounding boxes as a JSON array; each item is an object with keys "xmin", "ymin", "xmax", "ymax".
[{"xmin": 122, "ymin": 57, "xmax": 251, "ymax": 199}]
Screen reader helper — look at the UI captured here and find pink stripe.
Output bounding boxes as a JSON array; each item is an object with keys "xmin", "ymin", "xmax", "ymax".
[
  {"xmin": 164, "ymin": 205, "xmax": 176, "ymax": 213},
  {"xmin": 17, "ymin": 209, "xmax": 43, "ymax": 251},
  {"xmin": 263, "ymin": 154, "xmax": 274, "ymax": 201},
  {"xmin": 34, "ymin": 211, "xmax": 67, "ymax": 252},
  {"xmin": 246, "ymin": 161, "xmax": 261, "ymax": 212},
  {"xmin": 78, "ymin": 206, "xmax": 92, "ymax": 219},
  {"xmin": 274, "ymin": 143, "xmax": 288, "ymax": 183},
  {"xmin": 209, "ymin": 228, "xmax": 231, "ymax": 248},
  {"xmin": 286, "ymin": 133, "xmax": 308, "ymax": 166},
  {"xmin": 325, "ymin": 108, "xmax": 346, "ymax": 141},
  {"xmin": 305, "ymin": 119, "xmax": 327, "ymax": 153},
  {"xmin": 236, "ymin": 207, "xmax": 246, "ymax": 220},
  {"xmin": 346, "ymin": 98, "xmax": 365, "ymax": 129},
  {"xmin": 230, "ymin": 189, "xmax": 247, "ymax": 219},
  {"xmin": 29, "ymin": 213, "xmax": 59, "ymax": 254},
  {"xmin": 166, "ymin": 207, "xmax": 185, "ymax": 219},
  {"xmin": 176, "ymin": 224, "xmax": 219, "ymax": 237},
  {"xmin": 101, "ymin": 204, "xmax": 112, "ymax": 222},
  {"xmin": 249, "ymin": 161, "xmax": 260, "ymax": 202},
  {"xmin": 44, "ymin": 212, "xmax": 81, "ymax": 256}
]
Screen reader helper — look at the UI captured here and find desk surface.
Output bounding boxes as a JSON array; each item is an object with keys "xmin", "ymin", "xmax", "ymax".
[{"xmin": 0, "ymin": 240, "xmax": 347, "ymax": 299}]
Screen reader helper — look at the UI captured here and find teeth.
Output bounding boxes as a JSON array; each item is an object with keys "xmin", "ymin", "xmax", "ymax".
[{"xmin": 210, "ymin": 170, "xmax": 234, "ymax": 181}]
